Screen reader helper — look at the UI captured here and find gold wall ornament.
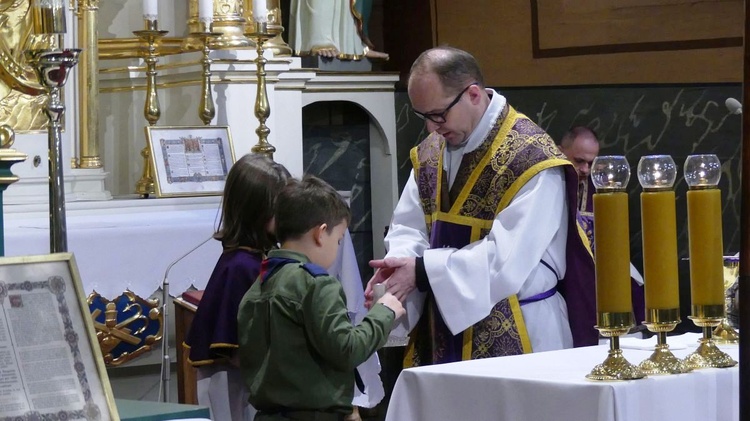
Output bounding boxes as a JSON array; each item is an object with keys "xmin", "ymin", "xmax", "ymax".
[
  {"xmin": 133, "ymin": 25, "xmax": 168, "ymax": 198},
  {"xmin": 74, "ymin": 0, "xmax": 102, "ymax": 169},
  {"xmin": 246, "ymin": 21, "xmax": 275, "ymax": 158},
  {"xmin": 88, "ymin": 290, "xmax": 163, "ymax": 367},
  {"xmin": 184, "ymin": 0, "xmax": 252, "ymax": 51}
]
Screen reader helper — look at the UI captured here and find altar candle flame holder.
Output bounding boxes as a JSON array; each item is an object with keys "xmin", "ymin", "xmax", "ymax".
[
  {"xmin": 636, "ymin": 155, "xmax": 691, "ymax": 375},
  {"xmin": 586, "ymin": 156, "xmax": 646, "ymax": 381},
  {"xmin": 683, "ymin": 154, "xmax": 737, "ymax": 369}
]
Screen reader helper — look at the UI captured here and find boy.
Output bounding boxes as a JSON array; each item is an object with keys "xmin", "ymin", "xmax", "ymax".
[{"xmin": 238, "ymin": 175, "xmax": 405, "ymax": 421}]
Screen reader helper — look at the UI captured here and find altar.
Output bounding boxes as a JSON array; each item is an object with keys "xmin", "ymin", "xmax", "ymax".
[{"xmin": 386, "ymin": 333, "xmax": 739, "ymax": 421}]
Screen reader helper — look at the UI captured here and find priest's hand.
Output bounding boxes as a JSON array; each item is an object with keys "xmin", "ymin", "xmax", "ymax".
[{"xmin": 365, "ymin": 257, "xmax": 417, "ymax": 305}]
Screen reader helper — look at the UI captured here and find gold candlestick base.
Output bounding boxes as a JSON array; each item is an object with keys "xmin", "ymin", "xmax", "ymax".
[
  {"xmin": 713, "ymin": 318, "xmax": 739, "ymax": 344},
  {"xmin": 638, "ymin": 309, "xmax": 691, "ymax": 375},
  {"xmin": 587, "ymin": 312, "xmax": 646, "ymax": 381},
  {"xmin": 683, "ymin": 305, "xmax": 737, "ymax": 369}
]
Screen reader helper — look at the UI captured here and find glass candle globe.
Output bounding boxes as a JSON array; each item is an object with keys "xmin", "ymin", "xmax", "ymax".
[
  {"xmin": 637, "ymin": 155, "xmax": 677, "ymax": 190},
  {"xmin": 591, "ymin": 155, "xmax": 630, "ymax": 191},
  {"xmin": 684, "ymin": 154, "xmax": 721, "ymax": 188}
]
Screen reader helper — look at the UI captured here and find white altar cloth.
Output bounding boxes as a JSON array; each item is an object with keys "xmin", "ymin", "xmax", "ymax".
[
  {"xmin": 3, "ymin": 198, "xmax": 223, "ymax": 299},
  {"xmin": 386, "ymin": 333, "xmax": 738, "ymax": 421}
]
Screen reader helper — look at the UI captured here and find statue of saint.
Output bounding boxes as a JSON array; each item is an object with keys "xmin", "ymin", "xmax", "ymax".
[{"xmin": 288, "ymin": 0, "xmax": 388, "ymax": 60}]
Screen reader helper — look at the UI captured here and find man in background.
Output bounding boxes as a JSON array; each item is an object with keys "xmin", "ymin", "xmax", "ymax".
[{"xmin": 558, "ymin": 126, "xmax": 599, "ymax": 243}]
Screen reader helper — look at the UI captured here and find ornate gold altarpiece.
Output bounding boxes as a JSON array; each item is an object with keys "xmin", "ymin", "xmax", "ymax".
[{"xmin": 0, "ymin": 0, "xmax": 400, "ymax": 272}]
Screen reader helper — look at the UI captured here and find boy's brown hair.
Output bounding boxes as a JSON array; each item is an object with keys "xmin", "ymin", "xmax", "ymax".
[{"xmin": 275, "ymin": 175, "xmax": 351, "ymax": 243}]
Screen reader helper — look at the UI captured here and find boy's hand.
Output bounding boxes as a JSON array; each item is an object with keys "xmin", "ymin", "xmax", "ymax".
[{"xmin": 377, "ymin": 292, "xmax": 405, "ymax": 319}]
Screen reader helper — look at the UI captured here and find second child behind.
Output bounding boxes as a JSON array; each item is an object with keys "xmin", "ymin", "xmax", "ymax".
[{"xmin": 238, "ymin": 175, "xmax": 405, "ymax": 421}]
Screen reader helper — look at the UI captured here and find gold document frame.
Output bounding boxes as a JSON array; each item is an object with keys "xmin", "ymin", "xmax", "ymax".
[
  {"xmin": 0, "ymin": 253, "xmax": 119, "ymax": 420},
  {"xmin": 146, "ymin": 125, "xmax": 236, "ymax": 197}
]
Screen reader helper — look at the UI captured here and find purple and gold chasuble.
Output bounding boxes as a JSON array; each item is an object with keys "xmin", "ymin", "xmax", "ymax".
[
  {"xmin": 579, "ymin": 177, "xmax": 595, "ymax": 247},
  {"xmin": 404, "ymin": 107, "xmax": 597, "ymax": 367}
]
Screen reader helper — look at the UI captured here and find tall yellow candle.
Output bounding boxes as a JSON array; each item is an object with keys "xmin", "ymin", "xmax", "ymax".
[
  {"xmin": 641, "ymin": 191, "xmax": 680, "ymax": 310},
  {"xmin": 593, "ymin": 191, "xmax": 632, "ymax": 314},
  {"xmin": 686, "ymin": 188, "xmax": 724, "ymax": 306}
]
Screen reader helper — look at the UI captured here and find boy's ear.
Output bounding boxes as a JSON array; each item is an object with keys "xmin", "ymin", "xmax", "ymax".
[{"xmin": 313, "ymin": 223, "xmax": 328, "ymax": 246}]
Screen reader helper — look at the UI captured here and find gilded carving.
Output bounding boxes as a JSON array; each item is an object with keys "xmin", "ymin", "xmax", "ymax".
[{"xmin": 0, "ymin": 0, "xmax": 55, "ymax": 131}]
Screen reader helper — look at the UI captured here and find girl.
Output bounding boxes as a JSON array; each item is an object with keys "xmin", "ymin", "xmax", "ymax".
[{"xmin": 185, "ymin": 154, "xmax": 291, "ymax": 421}]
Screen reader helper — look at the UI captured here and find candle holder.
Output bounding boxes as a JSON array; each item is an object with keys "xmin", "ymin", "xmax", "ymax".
[
  {"xmin": 639, "ymin": 309, "xmax": 691, "ymax": 374},
  {"xmin": 190, "ymin": 23, "xmax": 221, "ymax": 125},
  {"xmin": 635, "ymin": 155, "xmax": 691, "ymax": 375},
  {"xmin": 245, "ymin": 21, "xmax": 276, "ymax": 158},
  {"xmin": 587, "ymin": 156, "xmax": 646, "ymax": 381},
  {"xmin": 587, "ymin": 312, "xmax": 646, "ymax": 380},
  {"xmin": 133, "ymin": 22, "xmax": 168, "ymax": 198},
  {"xmin": 25, "ymin": 48, "xmax": 81, "ymax": 253},
  {"xmin": 683, "ymin": 154, "xmax": 737, "ymax": 369}
]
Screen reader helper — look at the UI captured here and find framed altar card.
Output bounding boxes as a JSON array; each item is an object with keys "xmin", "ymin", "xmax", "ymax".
[
  {"xmin": 146, "ymin": 125, "xmax": 236, "ymax": 197},
  {"xmin": 0, "ymin": 253, "xmax": 119, "ymax": 421}
]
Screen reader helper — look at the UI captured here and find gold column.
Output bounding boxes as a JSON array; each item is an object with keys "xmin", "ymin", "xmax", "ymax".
[{"xmin": 75, "ymin": 0, "xmax": 102, "ymax": 168}]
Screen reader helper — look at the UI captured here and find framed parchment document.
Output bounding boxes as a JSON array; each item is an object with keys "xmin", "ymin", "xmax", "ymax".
[
  {"xmin": 0, "ymin": 253, "xmax": 119, "ymax": 421},
  {"xmin": 146, "ymin": 125, "xmax": 236, "ymax": 197}
]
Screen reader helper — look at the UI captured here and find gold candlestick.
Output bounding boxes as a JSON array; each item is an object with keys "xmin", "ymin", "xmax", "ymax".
[
  {"xmin": 636, "ymin": 155, "xmax": 691, "ymax": 375},
  {"xmin": 191, "ymin": 24, "xmax": 221, "ymax": 125},
  {"xmin": 587, "ymin": 156, "xmax": 646, "ymax": 381},
  {"xmin": 683, "ymin": 154, "xmax": 737, "ymax": 369},
  {"xmin": 133, "ymin": 23, "xmax": 168, "ymax": 198},
  {"xmin": 246, "ymin": 21, "xmax": 276, "ymax": 158}
]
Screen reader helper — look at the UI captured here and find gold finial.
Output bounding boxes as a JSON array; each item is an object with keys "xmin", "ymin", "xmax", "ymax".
[{"xmin": 0, "ymin": 125, "xmax": 15, "ymax": 148}]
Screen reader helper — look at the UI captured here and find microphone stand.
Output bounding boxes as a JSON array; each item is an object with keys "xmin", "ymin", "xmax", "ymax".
[{"xmin": 160, "ymin": 235, "xmax": 214, "ymax": 402}]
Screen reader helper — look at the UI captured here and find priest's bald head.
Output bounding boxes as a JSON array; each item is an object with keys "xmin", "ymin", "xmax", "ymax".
[{"xmin": 407, "ymin": 46, "xmax": 491, "ymax": 147}]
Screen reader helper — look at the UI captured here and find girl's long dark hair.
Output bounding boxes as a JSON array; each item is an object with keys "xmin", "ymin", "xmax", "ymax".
[{"xmin": 215, "ymin": 154, "xmax": 291, "ymax": 251}]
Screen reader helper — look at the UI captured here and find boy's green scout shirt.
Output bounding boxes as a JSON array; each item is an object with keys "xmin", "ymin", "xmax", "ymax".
[{"xmin": 238, "ymin": 249, "xmax": 396, "ymax": 414}]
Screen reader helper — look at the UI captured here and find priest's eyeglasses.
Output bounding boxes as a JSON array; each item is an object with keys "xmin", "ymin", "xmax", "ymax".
[{"xmin": 413, "ymin": 82, "xmax": 478, "ymax": 124}]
